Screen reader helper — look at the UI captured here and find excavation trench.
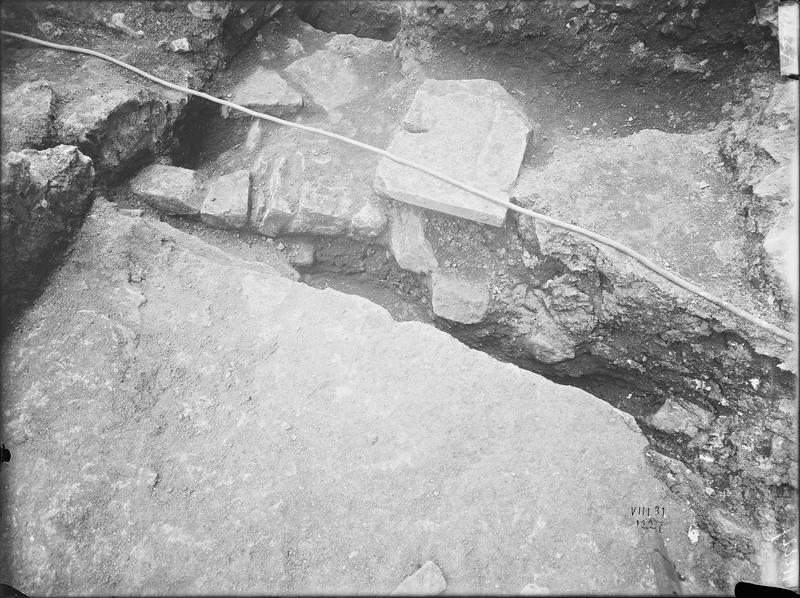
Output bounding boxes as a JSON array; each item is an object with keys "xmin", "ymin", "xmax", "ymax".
[
  {"xmin": 3, "ymin": 1, "xmax": 795, "ymax": 589},
  {"xmin": 154, "ymin": 184, "xmax": 796, "ymax": 586},
  {"xmin": 134, "ymin": 11, "xmax": 796, "ymax": 579}
]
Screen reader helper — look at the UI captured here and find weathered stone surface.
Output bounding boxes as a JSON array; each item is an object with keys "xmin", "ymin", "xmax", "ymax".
[
  {"xmin": 718, "ymin": 80, "xmax": 798, "ymax": 307},
  {"xmin": 201, "ymin": 169, "xmax": 250, "ymax": 229},
  {"xmin": 391, "ymin": 561, "xmax": 446, "ymax": 595},
  {"xmin": 220, "ymin": 68, "xmax": 303, "ymax": 119},
  {"xmin": 0, "ymin": 81, "xmax": 55, "ymax": 153},
  {"xmin": 128, "ymin": 164, "xmax": 200, "ymax": 215},
  {"xmin": 389, "ymin": 203, "xmax": 438, "ymax": 274},
  {"xmin": 512, "ymin": 129, "xmax": 755, "ymax": 333},
  {"xmin": 0, "ymin": 200, "xmax": 716, "ymax": 594},
  {"xmin": 431, "ymin": 270, "xmax": 490, "ymax": 324},
  {"xmin": 0, "ymin": 145, "xmax": 94, "ymax": 329},
  {"xmin": 374, "ymin": 79, "xmax": 531, "ymax": 227},
  {"xmin": 247, "ymin": 130, "xmax": 387, "ymax": 239},
  {"xmin": 284, "ymin": 34, "xmax": 393, "ymax": 111}
]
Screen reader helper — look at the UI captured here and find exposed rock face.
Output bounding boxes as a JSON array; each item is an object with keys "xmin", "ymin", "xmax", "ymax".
[
  {"xmin": 201, "ymin": 169, "xmax": 250, "ymax": 229},
  {"xmin": 374, "ymin": 79, "xmax": 531, "ymax": 227},
  {"xmin": 0, "ymin": 81, "xmax": 55, "ymax": 153},
  {"xmin": 431, "ymin": 269, "xmax": 490, "ymax": 324},
  {"xmin": 128, "ymin": 164, "xmax": 201, "ymax": 216},
  {"xmin": 0, "ymin": 200, "xmax": 719, "ymax": 594},
  {"xmin": 0, "ymin": 145, "xmax": 94, "ymax": 331},
  {"xmin": 220, "ymin": 68, "xmax": 303, "ymax": 119},
  {"xmin": 719, "ymin": 79, "xmax": 799, "ymax": 310},
  {"xmin": 284, "ymin": 34, "xmax": 395, "ymax": 111}
]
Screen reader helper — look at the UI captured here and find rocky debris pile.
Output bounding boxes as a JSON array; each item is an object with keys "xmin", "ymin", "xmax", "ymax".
[
  {"xmin": 1, "ymin": 59, "xmax": 187, "ymax": 180},
  {"xmin": 374, "ymin": 78, "xmax": 531, "ymax": 228},
  {"xmin": 0, "ymin": 145, "xmax": 94, "ymax": 331},
  {"xmin": 719, "ymin": 78, "xmax": 799, "ymax": 308},
  {"xmin": 393, "ymin": 0, "xmax": 774, "ymax": 77},
  {"xmin": 284, "ymin": 34, "xmax": 395, "ymax": 112},
  {"xmin": 0, "ymin": 199, "xmax": 720, "ymax": 594},
  {"xmin": 219, "ymin": 67, "xmax": 303, "ymax": 119}
]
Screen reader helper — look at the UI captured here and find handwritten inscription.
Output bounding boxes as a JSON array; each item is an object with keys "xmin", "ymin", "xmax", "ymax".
[{"xmin": 630, "ymin": 505, "xmax": 665, "ymax": 533}]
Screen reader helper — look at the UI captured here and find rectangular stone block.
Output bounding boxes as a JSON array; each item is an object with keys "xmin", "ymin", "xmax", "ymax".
[
  {"xmin": 129, "ymin": 164, "xmax": 200, "ymax": 215},
  {"xmin": 374, "ymin": 79, "xmax": 532, "ymax": 227}
]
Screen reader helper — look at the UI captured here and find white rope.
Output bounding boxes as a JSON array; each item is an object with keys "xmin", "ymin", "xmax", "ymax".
[{"xmin": 1, "ymin": 29, "xmax": 795, "ymax": 343}]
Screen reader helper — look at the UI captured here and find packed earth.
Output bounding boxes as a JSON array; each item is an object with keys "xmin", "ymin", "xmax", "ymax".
[{"xmin": 0, "ymin": 1, "xmax": 798, "ymax": 595}]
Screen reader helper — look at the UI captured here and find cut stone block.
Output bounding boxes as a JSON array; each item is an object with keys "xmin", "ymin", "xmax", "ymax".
[
  {"xmin": 220, "ymin": 68, "xmax": 303, "ymax": 119},
  {"xmin": 374, "ymin": 79, "xmax": 532, "ymax": 227},
  {"xmin": 288, "ymin": 183, "xmax": 357, "ymax": 234},
  {"xmin": 201, "ymin": 169, "xmax": 250, "ymax": 229},
  {"xmin": 129, "ymin": 165, "xmax": 200, "ymax": 215},
  {"xmin": 389, "ymin": 203, "xmax": 438, "ymax": 274},
  {"xmin": 392, "ymin": 561, "xmax": 446, "ymax": 595},
  {"xmin": 431, "ymin": 270, "xmax": 490, "ymax": 324},
  {"xmin": 247, "ymin": 131, "xmax": 387, "ymax": 239}
]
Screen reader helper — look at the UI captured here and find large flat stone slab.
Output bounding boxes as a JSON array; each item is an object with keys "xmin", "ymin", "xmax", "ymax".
[
  {"xmin": 374, "ymin": 79, "xmax": 532, "ymax": 227},
  {"xmin": 0, "ymin": 201, "xmax": 717, "ymax": 595}
]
